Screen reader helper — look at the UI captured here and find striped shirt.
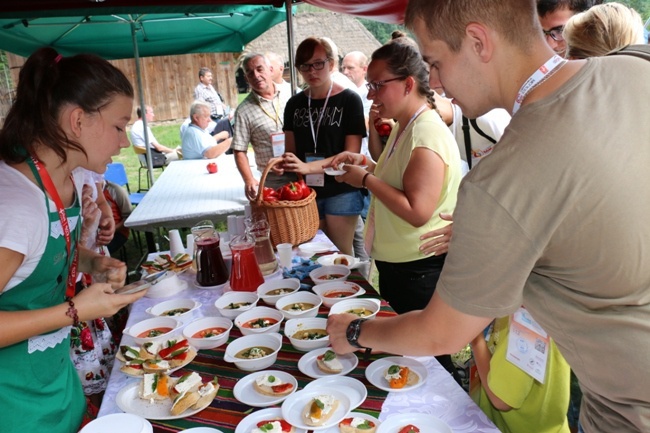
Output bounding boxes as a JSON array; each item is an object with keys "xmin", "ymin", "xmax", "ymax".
[{"xmin": 194, "ymin": 83, "xmax": 224, "ymax": 116}]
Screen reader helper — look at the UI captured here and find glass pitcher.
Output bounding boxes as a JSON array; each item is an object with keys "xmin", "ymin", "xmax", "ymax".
[
  {"xmin": 194, "ymin": 228, "xmax": 229, "ymax": 287},
  {"xmin": 229, "ymin": 233, "xmax": 265, "ymax": 292},
  {"xmin": 246, "ymin": 216, "xmax": 278, "ymax": 276}
]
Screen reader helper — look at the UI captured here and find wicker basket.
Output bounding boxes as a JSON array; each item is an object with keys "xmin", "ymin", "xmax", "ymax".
[{"xmin": 250, "ymin": 158, "xmax": 319, "ymax": 247}]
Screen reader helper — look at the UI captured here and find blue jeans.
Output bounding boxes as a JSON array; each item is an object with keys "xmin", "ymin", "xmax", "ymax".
[{"xmin": 316, "ymin": 190, "xmax": 364, "ymax": 218}]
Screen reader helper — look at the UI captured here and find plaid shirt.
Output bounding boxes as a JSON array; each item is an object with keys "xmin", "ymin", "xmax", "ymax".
[
  {"xmin": 194, "ymin": 83, "xmax": 224, "ymax": 116},
  {"xmin": 231, "ymin": 88, "xmax": 286, "ymax": 172}
]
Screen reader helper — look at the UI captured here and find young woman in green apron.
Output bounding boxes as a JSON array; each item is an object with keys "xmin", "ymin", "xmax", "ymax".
[{"xmin": 0, "ymin": 47, "xmax": 147, "ymax": 433}]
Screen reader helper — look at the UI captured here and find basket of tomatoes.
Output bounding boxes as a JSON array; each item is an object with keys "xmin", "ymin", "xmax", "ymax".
[{"xmin": 251, "ymin": 157, "xmax": 319, "ymax": 247}]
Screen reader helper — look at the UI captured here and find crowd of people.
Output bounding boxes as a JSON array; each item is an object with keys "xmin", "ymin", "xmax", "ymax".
[{"xmin": 1, "ymin": 1, "xmax": 649, "ymax": 432}]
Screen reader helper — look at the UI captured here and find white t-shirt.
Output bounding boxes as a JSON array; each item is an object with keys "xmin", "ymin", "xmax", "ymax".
[{"xmin": 130, "ymin": 119, "xmax": 157, "ymax": 149}]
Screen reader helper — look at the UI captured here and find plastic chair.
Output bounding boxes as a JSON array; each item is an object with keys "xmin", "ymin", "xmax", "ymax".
[
  {"xmin": 104, "ymin": 162, "xmax": 146, "ymax": 206},
  {"xmin": 133, "ymin": 146, "xmax": 164, "ymax": 192}
]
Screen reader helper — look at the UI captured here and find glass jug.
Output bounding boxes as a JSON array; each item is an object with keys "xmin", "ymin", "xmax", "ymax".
[
  {"xmin": 194, "ymin": 229, "xmax": 229, "ymax": 287},
  {"xmin": 246, "ymin": 217, "xmax": 278, "ymax": 276},
  {"xmin": 229, "ymin": 233, "xmax": 265, "ymax": 292}
]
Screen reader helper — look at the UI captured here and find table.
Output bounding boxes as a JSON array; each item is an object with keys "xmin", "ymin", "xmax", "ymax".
[{"xmin": 99, "ymin": 239, "xmax": 499, "ymax": 433}]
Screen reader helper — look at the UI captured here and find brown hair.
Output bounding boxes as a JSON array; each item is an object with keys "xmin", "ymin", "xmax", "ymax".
[
  {"xmin": 405, "ymin": 0, "xmax": 541, "ymax": 52},
  {"xmin": 0, "ymin": 47, "xmax": 133, "ymax": 163},
  {"xmin": 295, "ymin": 37, "xmax": 334, "ymax": 68}
]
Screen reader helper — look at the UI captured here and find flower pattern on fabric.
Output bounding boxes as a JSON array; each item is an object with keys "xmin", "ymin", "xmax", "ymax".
[{"xmin": 70, "ymin": 318, "xmax": 116, "ymax": 395}]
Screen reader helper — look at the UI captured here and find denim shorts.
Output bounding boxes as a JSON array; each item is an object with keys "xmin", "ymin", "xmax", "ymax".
[{"xmin": 316, "ymin": 190, "xmax": 364, "ymax": 218}]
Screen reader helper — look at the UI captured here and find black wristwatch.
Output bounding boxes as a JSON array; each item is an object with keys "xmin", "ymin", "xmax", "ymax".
[{"xmin": 346, "ymin": 318, "xmax": 368, "ymax": 349}]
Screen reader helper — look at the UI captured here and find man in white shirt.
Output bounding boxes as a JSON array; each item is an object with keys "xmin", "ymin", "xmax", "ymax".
[
  {"xmin": 342, "ymin": 51, "xmax": 373, "ymax": 158},
  {"xmin": 130, "ymin": 105, "xmax": 178, "ymax": 164},
  {"xmin": 265, "ymin": 51, "xmax": 293, "ymax": 107}
]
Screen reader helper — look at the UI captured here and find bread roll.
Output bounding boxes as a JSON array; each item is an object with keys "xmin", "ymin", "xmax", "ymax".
[{"xmin": 303, "ymin": 395, "xmax": 339, "ymax": 427}]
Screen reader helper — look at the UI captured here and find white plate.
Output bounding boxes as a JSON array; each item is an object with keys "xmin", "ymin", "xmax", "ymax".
[
  {"xmin": 233, "ymin": 370, "xmax": 298, "ymax": 407},
  {"xmin": 303, "ymin": 376, "xmax": 367, "ymax": 410},
  {"xmin": 181, "ymin": 428, "xmax": 224, "ymax": 433},
  {"xmin": 79, "ymin": 413, "xmax": 153, "ymax": 433},
  {"xmin": 115, "ymin": 381, "xmax": 212, "ymax": 420},
  {"xmin": 323, "ymin": 168, "xmax": 346, "ymax": 176},
  {"xmin": 298, "ymin": 347, "xmax": 359, "ymax": 379},
  {"xmin": 376, "ymin": 413, "xmax": 453, "ymax": 433},
  {"xmin": 192, "ymin": 280, "xmax": 228, "ymax": 291},
  {"xmin": 235, "ymin": 407, "xmax": 307, "ymax": 433},
  {"xmin": 365, "ymin": 356, "xmax": 428, "ymax": 393},
  {"xmin": 281, "ymin": 388, "xmax": 351, "ymax": 431},
  {"xmin": 316, "ymin": 254, "xmax": 361, "ymax": 270},
  {"xmin": 145, "ymin": 279, "xmax": 189, "ymax": 299},
  {"xmin": 319, "ymin": 412, "xmax": 381, "ymax": 433},
  {"xmin": 298, "ymin": 242, "xmax": 334, "ymax": 255}
]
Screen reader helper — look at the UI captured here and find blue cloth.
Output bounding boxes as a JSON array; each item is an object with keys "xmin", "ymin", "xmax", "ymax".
[
  {"xmin": 282, "ymin": 257, "xmax": 320, "ymax": 289},
  {"xmin": 181, "ymin": 123, "xmax": 214, "ymax": 160}
]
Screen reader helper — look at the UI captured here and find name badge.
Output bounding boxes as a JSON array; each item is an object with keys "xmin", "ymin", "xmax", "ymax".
[
  {"xmin": 271, "ymin": 132, "xmax": 285, "ymax": 157},
  {"xmin": 506, "ymin": 307, "xmax": 550, "ymax": 383},
  {"xmin": 305, "ymin": 153, "xmax": 325, "ymax": 187}
]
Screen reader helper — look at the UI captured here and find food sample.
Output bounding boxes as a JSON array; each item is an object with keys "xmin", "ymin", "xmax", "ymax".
[
  {"xmin": 252, "ymin": 373, "xmax": 295, "ymax": 396},
  {"xmin": 242, "ymin": 318, "xmax": 279, "ymax": 329},
  {"xmin": 339, "ymin": 417, "xmax": 377, "ymax": 433},
  {"xmin": 316, "ymin": 349, "xmax": 343, "ymax": 374},
  {"xmin": 142, "ymin": 253, "xmax": 193, "ymax": 274},
  {"xmin": 224, "ymin": 302, "xmax": 252, "ymax": 309},
  {"xmin": 333, "ymin": 257, "xmax": 350, "ymax": 266},
  {"xmin": 139, "ymin": 372, "xmax": 170, "ymax": 401},
  {"xmin": 139, "ymin": 371, "xmax": 220, "ymax": 416},
  {"xmin": 118, "ymin": 338, "xmax": 197, "ymax": 376},
  {"xmin": 191, "ymin": 327, "xmax": 227, "ymax": 338},
  {"xmin": 397, "ymin": 425, "xmax": 420, "ymax": 433},
  {"xmin": 160, "ymin": 307, "xmax": 190, "ymax": 317},
  {"xmin": 384, "ymin": 365, "xmax": 418, "ymax": 389},
  {"xmin": 345, "ymin": 308, "xmax": 374, "ymax": 318},
  {"xmin": 252, "ymin": 419, "xmax": 294, "ymax": 433},
  {"xmin": 323, "ymin": 290, "xmax": 355, "ymax": 299},
  {"xmin": 235, "ymin": 346, "xmax": 272, "ymax": 359},
  {"xmin": 317, "ymin": 274, "xmax": 345, "ymax": 281},
  {"xmin": 303, "ymin": 394, "xmax": 339, "ymax": 426},
  {"xmin": 282, "ymin": 302, "xmax": 316, "ymax": 312},
  {"xmin": 137, "ymin": 327, "xmax": 173, "ymax": 338},
  {"xmin": 291, "ymin": 328, "xmax": 328, "ymax": 340},
  {"xmin": 265, "ymin": 288, "xmax": 296, "ymax": 296}
]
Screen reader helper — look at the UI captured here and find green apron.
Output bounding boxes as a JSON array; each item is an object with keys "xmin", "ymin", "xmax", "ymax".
[{"xmin": 0, "ymin": 161, "xmax": 85, "ymax": 433}]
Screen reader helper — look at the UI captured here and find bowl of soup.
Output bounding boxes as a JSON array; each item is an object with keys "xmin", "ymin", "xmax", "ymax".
[
  {"xmin": 275, "ymin": 291, "xmax": 322, "ymax": 320},
  {"xmin": 312, "ymin": 281, "xmax": 366, "ymax": 308},
  {"xmin": 182, "ymin": 316, "xmax": 233, "ymax": 350},
  {"xmin": 309, "ymin": 265, "xmax": 351, "ymax": 285},
  {"xmin": 328, "ymin": 298, "xmax": 381, "ymax": 320},
  {"xmin": 223, "ymin": 333, "xmax": 283, "ymax": 371},
  {"xmin": 234, "ymin": 306, "xmax": 284, "ymax": 336},
  {"xmin": 283, "ymin": 317, "xmax": 330, "ymax": 351},
  {"xmin": 214, "ymin": 291, "xmax": 260, "ymax": 319},
  {"xmin": 123, "ymin": 317, "xmax": 180, "ymax": 345},
  {"xmin": 257, "ymin": 278, "xmax": 301, "ymax": 307},
  {"xmin": 146, "ymin": 298, "xmax": 201, "ymax": 320}
]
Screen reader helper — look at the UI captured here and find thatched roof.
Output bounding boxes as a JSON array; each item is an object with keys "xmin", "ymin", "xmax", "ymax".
[{"xmin": 246, "ymin": 12, "xmax": 381, "ymax": 66}]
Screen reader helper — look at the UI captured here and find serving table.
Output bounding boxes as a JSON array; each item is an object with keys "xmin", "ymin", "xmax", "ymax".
[{"xmin": 99, "ymin": 239, "xmax": 498, "ymax": 433}]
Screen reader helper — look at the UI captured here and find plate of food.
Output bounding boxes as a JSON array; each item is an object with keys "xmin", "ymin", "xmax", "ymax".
[
  {"xmin": 281, "ymin": 388, "xmax": 351, "ymax": 431},
  {"xmin": 141, "ymin": 253, "xmax": 193, "ymax": 275},
  {"xmin": 376, "ymin": 413, "xmax": 452, "ymax": 433},
  {"xmin": 365, "ymin": 357, "xmax": 427, "ymax": 393},
  {"xmin": 116, "ymin": 339, "xmax": 197, "ymax": 378},
  {"xmin": 319, "ymin": 412, "xmax": 381, "ymax": 433},
  {"xmin": 303, "ymin": 376, "xmax": 367, "ymax": 410},
  {"xmin": 234, "ymin": 407, "xmax": 307, "ymax": 433},
  {"xmin": 233, "ymin": 370, "xmax": 298, "ymax": 407},
  {"xmin": 297, "ymin": 347, "xmax": 358, "ymax": 379},
  {"xmin": 316, "ymin": 254, "xmax": 361, "ymax": 270},
  {"xmin": 116, "ymin": 372, "xmax": 219, "ymax": 420}
]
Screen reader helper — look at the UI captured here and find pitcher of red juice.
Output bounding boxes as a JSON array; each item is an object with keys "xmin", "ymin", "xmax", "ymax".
[
  {"xmin": 194, "ymin": 230, "xmax": 229, "ymax": 287},
  {"xmin": 229, "ymin": 233, "xmax": 264, "ymax": 292}
]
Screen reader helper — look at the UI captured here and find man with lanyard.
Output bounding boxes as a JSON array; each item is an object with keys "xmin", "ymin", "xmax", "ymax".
[{"xmin": 232, "ymin": 53, "xmax": 295, "ymax": 198}]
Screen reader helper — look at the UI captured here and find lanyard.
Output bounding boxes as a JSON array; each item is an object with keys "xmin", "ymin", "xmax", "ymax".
[
  {"xmin": 257, "ymin": 93, "xmax": 282, "ymax": 129},
  {"xmin": 512, "ymin": 55, "xmax": 566, "ymax": 114},
  {"xmin": 386, "ymin": 104, "xmax": 429, "ymax": 159},
  {"xmin": 30, "ymin": 155, "xmax": 79, "ymax": 299},
  {"xmin": 308, "ymin": 81, "xmax": 333, "ymax": 153}
]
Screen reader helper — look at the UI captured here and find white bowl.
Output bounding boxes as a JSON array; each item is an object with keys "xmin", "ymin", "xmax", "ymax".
[
  {"xmin": 214, "ymin": 291, "xmax": 260, "ymax": 319},
  {"xmin": 182, "ymin": 316, "xmax": 233, "ymax": 350},
  {"xmin": 223, "ymin": 333, "xmax": 283, "ymax": 371},
  {"xmin": 275, "ymin": 291, "xmax": 322, "ymax": 320},
  {"xmin": 144, "ymin": 272, "xmax": 189, "ymax": 299},
  {"xmin": 328, "ymin": 298, "xmax": 381, "ymax": 320},
  {"xmin": 311, "ymin": 281, "xmax": 366, "ymax": 308},
  {"xmin": 283, "ymin": 317, "xmax": 329, "ymax": 352},
  {"xmin": 123, "ymin": 317, "xmax": 180, "ymax": 345},
  {"xmin": 309, "ymin": 265, "xmax": 351, "ymax": 285},
  {"xmin": 146, "ymin": 298, "xmax": 201, "ymax": 319},
  {"xmin": 235, "ymin": 306, "xmax": 284, "ymax": 336},
  {"xmin": 257, "ymin": 278, "xmax": 301, "ymax": 306}
]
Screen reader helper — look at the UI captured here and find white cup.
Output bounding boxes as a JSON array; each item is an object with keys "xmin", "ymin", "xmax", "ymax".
[
  {"xmin": 276, "ymin": 243, "xmax": 293, "ymax": 269},
  {"xmin": 185, "ymin": 233, "xmax": 195, "ymax": 258},
  {"xmin": 227, "ymin": 215, "xmax": 238, "ymax": 239},
  {"xmin": 168, "ymin": 229, "xmax": 185, "ymax": 257}
]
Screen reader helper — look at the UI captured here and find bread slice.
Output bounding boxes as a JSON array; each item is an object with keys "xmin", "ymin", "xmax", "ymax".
[
  {"xmin": 170, "ymin": 390, "xmax": 200, "ymax": 416},
  {"xmin": 253, "ymin": 374, "xmax": 294, "ymax": 397},
  {"xmin": 168, "ymin": 372, "xmax": 203, "ymax": 401},
  {"xmin": 303, "ymin": 395, "xmax": 339, "ymax": 427},
  {"xmin": 339, "ymin": 417, "xmax": 377, "ymax": 433},
  {"xmin": 142, "ymin": 359, "xmax": 171, "ymax": 373},
  {"xmin": 168, "ymin": 346, "xmax": 197, "ymax": 369},
  {"xmin": 120, "ymin": 360, "xmax": 144, "ymax": 376},
  {"xmin": 316, "ymin": 350, "xmax": 343, "ymax": 374},
  {"xmin": 192, "ymin": 378, "xmax": 220, "ymax": 409},
  {"xmin": 139, "ymin": 373, "xmax": 170, "ymax": 401}
]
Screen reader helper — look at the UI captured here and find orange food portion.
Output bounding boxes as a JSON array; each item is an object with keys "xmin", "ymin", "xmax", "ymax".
[
  {"xmin": 192, "ymin": 327, "xmax": 227, "ymax": 338},
  {"xmin": 309, "ymin": 400, "xmax": 322, "ymax": 419},
  {"xmin": 323, "ymin": 290, "xmax": 353, "ymax": 298},
  {"xmin": 137, "ymin": 327, "xmax": 173, "ymax": 338},
  {"xmin": 389, "ymin": 366, "xmax": 410, "ymax": 389},
  {"xmin": 156, "ymin": 374, "xmax": 169, "ymax": 397}
]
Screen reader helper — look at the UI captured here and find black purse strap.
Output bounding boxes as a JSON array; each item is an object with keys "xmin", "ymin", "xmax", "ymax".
[{"xmin": 461, "ymin": 116, "xmax": 473, "ymax": 170}]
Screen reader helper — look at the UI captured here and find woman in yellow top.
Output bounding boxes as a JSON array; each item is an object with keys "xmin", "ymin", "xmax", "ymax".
[{"xmin": 329, "ymin": 33, "xmax": 462, "ymax": 375}]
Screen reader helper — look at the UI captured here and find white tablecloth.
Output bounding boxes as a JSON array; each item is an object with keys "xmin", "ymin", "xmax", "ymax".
[{"xmin": 124, "ymin": 154, "xmax": 258, "ymax": 231}]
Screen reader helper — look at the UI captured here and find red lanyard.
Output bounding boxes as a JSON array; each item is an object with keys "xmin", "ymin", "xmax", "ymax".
[{"xmin": 30, "ymin": 155, "xmax": 79, "ymax": 299}]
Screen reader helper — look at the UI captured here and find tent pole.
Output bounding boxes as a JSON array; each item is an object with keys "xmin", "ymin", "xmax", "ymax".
[
  {"xmin": 285, "ymin": 0, "xmax": 296, "ymax": 95},
  {"xmin": 131, "ymin": 20, "xmax": 154, "ymax": 188}
]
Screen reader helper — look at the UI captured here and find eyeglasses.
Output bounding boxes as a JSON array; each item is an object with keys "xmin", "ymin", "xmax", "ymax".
[
  {"xmin": 543, "ymin": 25, "xmax": 565, "ymax": 42},
  {"xmin": 297, "ymin": 59, "xmax": 329, "ymax": 72},
  {"xmin": 366, "ymin": 76, "xmax": 406, "ymax": 92}
]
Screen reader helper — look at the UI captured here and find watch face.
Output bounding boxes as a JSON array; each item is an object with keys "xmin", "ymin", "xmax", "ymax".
[{"xmin": 346, "ymin": 319, "xmax": 363, "ymax": 348}]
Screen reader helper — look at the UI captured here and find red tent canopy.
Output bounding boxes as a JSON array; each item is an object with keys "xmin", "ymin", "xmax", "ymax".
[{"xmin": 0, "ymin": 0, "xmax": 408, "ymax": 24}]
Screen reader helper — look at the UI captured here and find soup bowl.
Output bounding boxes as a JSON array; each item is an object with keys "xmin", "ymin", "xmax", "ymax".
[
  {"xmin": 182, "ymin": 316, "xmax": 233, "ymax": 350},
  {"xmin": 283, "ymin": 317, "xmax": 330, "ymax": 352},
  {"xmin": 311, "ymin": 281, "xmax": 366, "ymax": 308},
  {"xmin": 328, "ymin": 298, "xmax": 381, "ymax": 320},
  {"xmin": 223, "ymin": 333, "xmax": 282, "ymax": 371},
  {"xmin": 275, "ymin": 291, "xmax": 322, "ymax": 320},
  {"xmin": 123, "ymin": 317, "xmax": 180, "ymax": 345},
  {"xmin": 309, "ymin": 265, "xmax": 351, "ymax": 285},
  {"xmin": 214, "ymin": 291, "xmax": 259, "ymax": 319},
  {"xmin": 234, "ymin": 306, "xmax": 284, "ymax": 336},
  {"xmin": 257, "ymin": 278, "xmax": 301, "ymax": 307},
  {"xmin": 146, "ymin": 298, "xmax": 201, "ymax": 320}
]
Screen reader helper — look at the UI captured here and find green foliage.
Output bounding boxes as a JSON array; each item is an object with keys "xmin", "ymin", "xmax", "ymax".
[{"xmin": 358, "ymin": 18, "xmax": 408, "ymax": 44}]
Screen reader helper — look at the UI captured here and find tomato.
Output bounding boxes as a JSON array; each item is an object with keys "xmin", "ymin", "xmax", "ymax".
[
  {"xmin": 398, "ymin": 425, "xmax": 420, "ymax": 433},
  {"xmin": 296, "ymin": 179, "xmax": 311, "ymax": 199},
  {"xmin": 262, "ymin": 187, "xmax": 278, "ymax": 202},
  {"xmin": 256, "ymin": 420, "xmax": 293, "ymax": 432},
  {"xmin": 279, "ymin": 182, "xmax": 303, "ymax": 201},
  {"xmin": 271, "ymin": 383, "xmax": 294, "ymax": 394},
  {"xmin": 206, "ymin": 162, "xmax": 218, "ymax": 173},
  {"xmin": 158, "ymin": 339, "xmax": 189, "ymax": 359},
  {"xmin": 376, "ymin": 122, "xmax": 392, "ymax": 137}
]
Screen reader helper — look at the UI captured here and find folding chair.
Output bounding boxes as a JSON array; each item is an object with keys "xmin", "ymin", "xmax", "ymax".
[
  {"xmin": 133, "ymin": 145, "xmax": 165, "ymax": 192},
  {"xmin": 104, "ymin": 162, "xmax": 146, "ymax": 206}
]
